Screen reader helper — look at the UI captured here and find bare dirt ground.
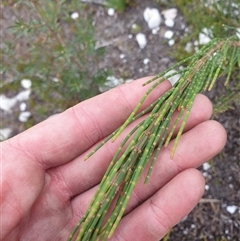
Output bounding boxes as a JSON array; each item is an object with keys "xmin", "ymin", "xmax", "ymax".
[{"xmin": 1, "ymin": 0, "xmax": 239, "ymax": 240}]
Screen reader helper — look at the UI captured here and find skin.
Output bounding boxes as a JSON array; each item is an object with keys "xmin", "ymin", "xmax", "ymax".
[{"xmin": 1, "ymin": 77, "xmax": 227, "ymax": 241}]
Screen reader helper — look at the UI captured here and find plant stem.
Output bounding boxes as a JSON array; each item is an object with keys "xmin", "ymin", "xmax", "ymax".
[{"xmin": 68, "ymin": 37, "xmax": 240, "ymax": 241}]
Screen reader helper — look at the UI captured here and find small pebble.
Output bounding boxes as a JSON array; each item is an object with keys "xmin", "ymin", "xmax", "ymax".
[
  {"xmin": 21, "ymin": 79, "xmax": 32, "ymax": 89},
  {"xmin": 165, "ymin": 69, "xmax": 180, "ymax": 86},
  {"xmin": 199, "ymin": 33, "xmax": 211, "ymax": 45},
  {"xmin": 108, "ymin": 8, "xmax": 115, "ymax": 16},
  {"xmin": 132, "ymin": 23, "xmax": 137, "ymax": 29},
  {"xmin": 185, "ymin": 42, "xmax": 193, "ymax": 53},
  {"xmin": 236, "ymin": 28, "xmax": 240, "ymax": 39},
  {"xmin": 71, "ymin": 12, "xmax": 79, "ymax": 19},
  {"xmin": 226, "ymin": 205, "xmax": 238, "ymax": 214},
  {"xmin": 205, "ymin": 184, "xmax": 210, "ymax": 190},
  {"xmin": 0, "ymin": 128, "xmax": 12, "ymax": 140},
  {"xmin": 18, "ymin": 111, "xmax": 31, "ymax": 122},
  {"xmin": 202, "ymin": 172, "xmax": 208, "ymax": 177},
  {"xmin": 19, "ymin": 102, "xmax": 27, "ymax": 111},
  {"xmin": 203, "ymin": 162, "xmax": 211, "ymax": 171},
  {"xmin": 164, "ymin": 30, "xmax": 174, "ymax": 39},
  {"xmin": 143, "ymin": 7, "xmax": 162, "ymax": 30},
  {"xmin": 168, "ymin": 39, "xmax": 175, "ymax": 46},
  {"xmin": 52, "ymin": 77, "xmax": 59, "ymax": 82},
  {"xmin": 143, "ymin": 58, "xmax": 150, "ymax": 65},
  {"xmin": 165, "ymin": 19, "xmax": 174, "ymax": 27},
  {"xmin": 199, "ymin": 28, "xmax": 212, "ymax": 45},
  {"xmin": 136, "ymin": 33, "xmax": 147, "ymax": 49},
  {"xmin": 152, "ymin": 27, "xmax": 160, "ymax": 35},
  {"xmin": 162, "ymin": 8, "xmax": 178, "ymax": 20}
]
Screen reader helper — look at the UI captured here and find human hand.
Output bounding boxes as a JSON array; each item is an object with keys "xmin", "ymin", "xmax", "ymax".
[{"xmin": 1, "ymin": 77, "xmax": 226, "ymax": 241}]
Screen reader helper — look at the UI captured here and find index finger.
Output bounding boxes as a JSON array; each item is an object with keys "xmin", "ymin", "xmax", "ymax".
[{"xmin": 7, "ymin": 77, "xmax": 171, "ymax": 169}]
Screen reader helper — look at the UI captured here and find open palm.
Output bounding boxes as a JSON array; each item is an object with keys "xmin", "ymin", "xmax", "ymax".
[{"xmin": 1, "ymin": 77, "xmax": 226, "ymax": 241}]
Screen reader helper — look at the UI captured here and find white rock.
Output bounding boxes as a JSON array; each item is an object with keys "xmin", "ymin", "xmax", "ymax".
[
  {"xmin": 168, "ymin": 39, "xmax": 175, "ymax": 46},
  {"xmin": 164, "ymin": 30, "xmax": 174, "ymax": 39},
  {"xmin": 107, "ymin": 76, "xmax": 123, "ymax": 86},
  {"xmin": 165, "ymin": 69, "xmax": 181, "ymax": 86},
  {"xmin": 99, "ymin": 76, "xmax": 124, "ymax": 92},
  {"xmin": 0, "ymin": 95, "xmax": 18, "ymax": 112},
  {"xmin": 120, "ymin": 54, "xmax": 125, "ymax": 59},
  {"xmin": 205, "ymin": 184, "xmax": 210, "ymax": 190},
  {"xmin": 107, "ymin": 8, "xmax": 115, "ymax": 16},
  {"xmin": 71, "ymin": 12, "xmax": 79, "ymax": 19},
  {"xmin": 194, "ymin": 40, "xmax": 199, "ymax": 46},
  {"xmin": 132, "ymin": 23, "xmax": 138, "ymax": 30},
  {"xmin": 143, "ymin": 7, "xmax": 161, "ymax": 30},
  {"xmin": 18, "ymin": 111, "xmax": 31, "ymax": 122},
  {"xmin": 199, "ymin": 33, "xmax": 211, "ymax": 45},
  {"xmin": 236, "ymin": 28, "xmax": 240, "ymax": 39},
  {"xmin": 202, "ymin": 172, "xmax": 208, "ymax": 177},
  {"xmin": 165, "ymin": 19, "xmax": 174, "ymax": 27},
  {"xmin": 0, "ymin": 90, "xmax": 31, "ymax": 112},
  {"xmin": 143, "ymin": 58, "xmax": 150, "ymax": 64},
  {"xmin": 231, "ymin": 2, "xmax": 239, "ymax": 8},
  {"xmin": 199, "ymin": 28, "xmax": 213, "ymax": 45},
  {"xmin": 191, "ymin": 224, "xmax": 196, "ymax": 229},
  {"xmin": 202, "ymin": 27, "xmax": 213, "ymax": 36},
  {"xmin": 0, "ymin": 128, "xmax": 12, "ymax": 140},
  {"xmin": 19, "ymin": 102, "xmax": 27, "ymax": 111},
  {"xmin": 16, "ymin": 89, "xmax": 31, "ymax": 102},
  {"xmin": 136, "ymin": 33, "xmax": 147, "ymax": 49},
  {"xmin": 52, "ymin": 77, "xmax": 59, "ymax": 82},
  {"xmin": 226, "ymin": 205, "xmax": 238, "ymax": 214},
  {"xmin": 203, "ymin": 162, "xmax": 211, "ymax": 170},
  {"xmin": 185, "ymin": 42, "xmax": 193, "ymax": 53},
  {"xmin": 152, "ymin": 27, "xmax": 160, "ymax": 35},
  {"xmin": 21, "ymin": 79, "xmax": 32, "ymax": 89},
  {"xmin": 162, "ymin": 8, "xmax": 178, "ymax": 20}
]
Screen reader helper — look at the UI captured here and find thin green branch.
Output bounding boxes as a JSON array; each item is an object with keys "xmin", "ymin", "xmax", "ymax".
[{"xmin": 68, "ymin": 37, "xmax": 240, "ymax": 241}]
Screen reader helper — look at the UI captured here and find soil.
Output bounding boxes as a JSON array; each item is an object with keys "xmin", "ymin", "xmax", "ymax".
[{"xmin": 1, "ymin": 0, "xmax": 239, "ymax": 240}]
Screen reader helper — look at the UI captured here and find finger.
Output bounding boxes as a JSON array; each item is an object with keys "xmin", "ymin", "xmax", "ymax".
[
  {"xmin": 8, "ymin": 77, "xmax": 171, "ymax": 169},
  {"xmin": 125, "ymin": 120, "xmax": 226, "ymax": 214},
  {"xmin": 168, "ymin": 93, "xmax": 212, "ymax": 136},
  {"xmin": 55, "ymin": 94, "xmax": 213, "ymax": 196},
  {"xmin": 69, "ymin": 119, "xmax": 226, "ymax": 218},
  {"xmin": 111, "ymin": 169, "xmax": 205, "ymax": 241}
]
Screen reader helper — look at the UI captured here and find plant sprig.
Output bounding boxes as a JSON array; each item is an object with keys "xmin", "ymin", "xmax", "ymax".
[{"xmin": 68, "ymin": 37, "xmax": 240, "ymax": 241}]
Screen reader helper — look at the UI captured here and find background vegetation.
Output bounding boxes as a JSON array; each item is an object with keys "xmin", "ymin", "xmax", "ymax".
[
  {"xmin": 2, "ymin": 0, "xmax": 239, "ymax": 125},
  {"xmin": 2, "ymin": 0, "xmax": 109, "ymax": 123}
]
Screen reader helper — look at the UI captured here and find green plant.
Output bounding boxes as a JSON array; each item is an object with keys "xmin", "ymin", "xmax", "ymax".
[
  {"xmin": 174, "ymin": 0, "xmax": 239, "ymax": 39},
  {"xmin": 105, "ymin": 0, "xmax": 127, "ymax": 11},
  {"xmin": 161, "ymin": 230, "xmax": 172, "ymax": 241},
  {"xmin": 162, "ymin": 0, "xmax": 240, "ymax": 114},
  {"xmin": 67, "ymin": 37, "xmax": 240, "ymax": 241},
  {"xmin": 2, "ymin": 0, "xmax": 108, "ymax": 120}
]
